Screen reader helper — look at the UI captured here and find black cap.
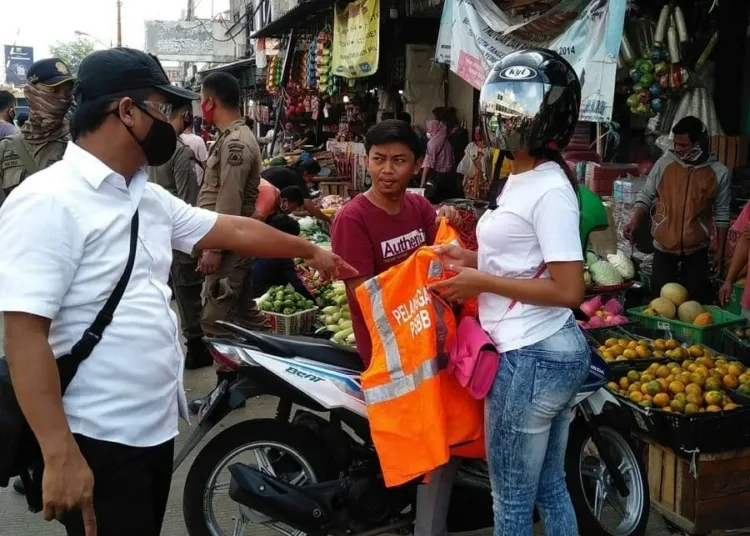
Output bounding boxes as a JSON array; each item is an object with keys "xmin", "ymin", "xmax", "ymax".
[
  {"xmin": 73, "ymin": 47, "xmax": 198, "ymax": 104},
  {"xmin": 26, "ymin": 58, "xmax": 76, "ymax": 86}
]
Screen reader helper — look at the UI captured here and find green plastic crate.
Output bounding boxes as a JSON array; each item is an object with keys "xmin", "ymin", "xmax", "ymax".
[
  {"xmin": 626, "ymin": 305, "xmax": 745, "ymax": 349},
  {"xmin": 725, "ymin": 283, "xmax": 745, "ymax": 315}
]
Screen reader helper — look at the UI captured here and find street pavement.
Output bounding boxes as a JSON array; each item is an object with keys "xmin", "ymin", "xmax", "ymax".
[{"xmin": 0, "ymin": 313, "xmax": 689, "ymax": 536}]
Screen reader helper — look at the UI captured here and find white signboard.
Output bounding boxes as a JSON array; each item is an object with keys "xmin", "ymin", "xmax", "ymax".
[
  {"xmin": 145, "ymin": 20, "xmax": 237, "ymax": 62},
  {"xmin": 436, "ymin": 0, "xmax": 627, "ymax": 123}
]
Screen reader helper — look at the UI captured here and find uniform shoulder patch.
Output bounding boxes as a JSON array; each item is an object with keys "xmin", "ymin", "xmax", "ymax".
[{"xmin": 227, "ymin": 148, "xmax": 245, "ymax": 166}]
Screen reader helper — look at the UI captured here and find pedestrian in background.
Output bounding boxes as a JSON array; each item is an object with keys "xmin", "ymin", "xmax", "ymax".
[
  {"xmin": 0, "ymin": 90, "xmax": 19, "ymax": 137},
  {"xmin": 196, "ymin": 71, "xmax": 269, "ymax": 387},
  {"xmin": 148, "ymin": 100, "xmax": 213, "ymax": 370},
  {"xmin": 0, "ymin": 58, "xmax": 75, "ymax": 205},
  {"xmin": 421, "ymin": 119, "xmax": 457, "ymax": 203},
  {"xmin": 181, "ymin": 112, "xmax": 208, "ymax": 187}
]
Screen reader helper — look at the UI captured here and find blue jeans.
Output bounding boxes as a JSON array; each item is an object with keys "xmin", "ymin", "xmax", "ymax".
[{"xmin": 485, "ymin": 316, "xmax": 590, "ymax": 536}]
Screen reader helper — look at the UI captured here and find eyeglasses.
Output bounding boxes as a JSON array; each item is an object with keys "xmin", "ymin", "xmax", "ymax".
[{"xmin": 138, "ymin": 100, "xmax": 172, "ymax": 120}]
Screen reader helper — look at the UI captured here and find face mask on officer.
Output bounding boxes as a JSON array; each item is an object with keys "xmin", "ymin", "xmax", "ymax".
[{"xmin": 114, "ymin": 99, "xmax": 176, "ymax": 167}]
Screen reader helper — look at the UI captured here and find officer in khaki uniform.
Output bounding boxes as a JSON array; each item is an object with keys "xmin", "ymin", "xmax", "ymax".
[
  {"xmin": 148, "ymin": 100, "xmax": 214, "ymax": 369},
  {"xmin": 0, "ymin": 58, "xmax": 75, "ymax": 205},
  {"xmin": 197, "ymin": 72, "xmax": 270, "ymax": 342}
]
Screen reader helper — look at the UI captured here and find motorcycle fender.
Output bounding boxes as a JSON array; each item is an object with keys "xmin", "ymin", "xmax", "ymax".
[
  {"xmin": 227, "ymin": 376, "xmax": 266, "ymax": 409},
  {"xmin": 584, "ymin": 388, "xmax": 620, "ymax": 416}
]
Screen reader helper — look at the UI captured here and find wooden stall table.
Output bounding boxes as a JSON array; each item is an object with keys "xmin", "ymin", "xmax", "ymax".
[
  {"xmin": 645, "ymin": 435, "xmax": 750, "ymax": 535},
  {"xmin": 311, "ymin": 176, "xmax": 350, "ymax": 197}
]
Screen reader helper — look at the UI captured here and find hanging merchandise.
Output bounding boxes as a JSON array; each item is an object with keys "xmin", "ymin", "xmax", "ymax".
[
  {"xmin": 307, "ymin": 39, "xmax": 318, "ymax": 89},
  {"xmin": 316, "ymin": 29, "xmax": 333, "ymax": 95},
  {"xmin": 266, "ymin": 55, "xmax": 283, "ymax": 95}
]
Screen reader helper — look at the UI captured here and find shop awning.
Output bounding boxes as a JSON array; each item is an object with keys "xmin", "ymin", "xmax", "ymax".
[
  {"xmin": 199, "ymin": 57, "xmax": 256, "ymax": 75},
  {"xmin": 251, "ymin": 0, "xmax": 335, "ymax": 38}
]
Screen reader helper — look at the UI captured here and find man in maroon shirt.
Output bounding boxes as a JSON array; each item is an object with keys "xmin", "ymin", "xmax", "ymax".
[
  {"xmin": 332, "ymin": 119, "xmax": 459, "ymax": 366},
  {"xmin": 332, "ymin": 119, "xmax": 462, "ymax": 536}
]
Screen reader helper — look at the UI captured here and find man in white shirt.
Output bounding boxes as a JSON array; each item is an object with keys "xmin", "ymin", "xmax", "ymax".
[
  {"xmin": 0, "ymin": 48, "xmax": 350, "ymax": 536},
  {"xmin": 180, "ymin": 125, "xmax": 208, "ymax": 186}
]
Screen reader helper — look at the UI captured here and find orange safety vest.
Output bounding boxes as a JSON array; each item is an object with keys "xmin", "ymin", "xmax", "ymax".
[{"xmin": 355, "ymin": 238, "xmax": 485, "ymax": 488}]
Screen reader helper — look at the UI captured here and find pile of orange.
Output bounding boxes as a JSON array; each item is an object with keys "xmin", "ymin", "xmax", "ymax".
[
  {"xmin": 607, "ymin": 353, "xmax": 748, "ymax": 414},
  {"xmin": 598, "ymin": 337, "xmax": 682, "ymax": 363}
]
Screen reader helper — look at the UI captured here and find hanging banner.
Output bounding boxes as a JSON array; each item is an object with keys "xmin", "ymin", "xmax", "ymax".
[
  {"xmin": 3, "ymin": 45, "xmax": 34, "ymax": 86},
  {"xmin": 332, "ymin": 0, "xmax": 380, "ymax": 79},
  {"xmin": 436, "ymin": 0, "xmax": 627, "ymax": 123}
]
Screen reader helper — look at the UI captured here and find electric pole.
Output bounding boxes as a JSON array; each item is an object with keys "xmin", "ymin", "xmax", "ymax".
[
  {"xmin": 187, "ymin": 0, "xmax": 194, "ymax": 19},
  {"xmin": 116, "ymin": 0, "xmax": 122, "ymax": 47}
]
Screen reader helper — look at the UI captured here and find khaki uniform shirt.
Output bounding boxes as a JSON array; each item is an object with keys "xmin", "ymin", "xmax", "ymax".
[
  {"xmin": 0, "ymin": 136, "xmax": 67, "ymax": 205},
  {"xmin": 147, "ymin": 139, "xmax": 199, "ymax": 206},
  {"xmin": 197, "ymin": 119, "xmax": 261, "ymax": 218}
]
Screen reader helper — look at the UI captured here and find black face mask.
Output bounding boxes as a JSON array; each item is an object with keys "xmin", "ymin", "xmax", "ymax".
[{"xmin": 116, "ymin": 104, "xmax": 177, "ymax": 166}]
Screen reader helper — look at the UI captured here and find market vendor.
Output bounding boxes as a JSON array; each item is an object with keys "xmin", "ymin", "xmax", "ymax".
[
  {"xmin": 254, "ymin": 180, "xmax": 306, "ymax": 221},
  {"xmin": 624, "ymin": 116, "xmax": 731, "ymax": 303},
  {"xmin": 252, "ymin": 213, "xmax": 316, "ymax": 302},
  {"xmin": 261, "ymin": 158, "xmax": 332, "ymax": 223}
]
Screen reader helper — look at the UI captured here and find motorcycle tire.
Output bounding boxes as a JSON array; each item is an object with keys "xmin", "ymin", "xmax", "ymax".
[
  {"xmin": 565, "ymin": 418, "xmax": 650, "ymax": 536},
  {"xmin": 183, "ymin": 418, "xmax": 336, "ymax": 536}
]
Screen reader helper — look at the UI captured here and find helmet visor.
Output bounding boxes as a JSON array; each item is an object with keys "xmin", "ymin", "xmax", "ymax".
[{"xmin": 479, "ymin": 81, "xmax": 551, "ymax": 151}]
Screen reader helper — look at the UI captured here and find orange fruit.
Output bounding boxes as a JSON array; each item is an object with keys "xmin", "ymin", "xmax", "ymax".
[
  {"xmin": 656, "ymin": 366, "xmax": 671, "ymax": 379},
  {"xmin": 636, "ymin": 346, "xmax": 652, "ymax": 359},
  {"xmin": 641, "ymin": 383, "xmax": 651, "ymax": 395},
  {"xmin": 627, "ymin": 341, "xmax": 638, "ymax": 351},
  {"xmin": 689, "ymin": 373, "xmax": 706, "ymax": 387},
  {"xmin": 723, "ymin": 375, "xmax": 739, "ymax": 389},
  {"xmin": 739, "ymin": 373, "xmax": 750, "ymax": 385},
  {"xmin": 648, "ymin": 381, "xmax": 663, "ymax": 396},
  {"xmin": 629, "ymin": 391, "xmax": 644, "ymax": 403},
  {"xmin": 640, "ymin": 373, "xmax": 654, "ymax": 383},
  {"xmin": 604, "ymin": 338, "xmax": 618, "ymax": 348},
  {"xmin": 665, "ymin": 339, "xmax": 680, "ymax": 350},
  {"xmin": 706, "ymin": 405, "xmax": 722, "ymax": 412},
  {"xmin": 628, "ymin": 383, "xmax": 642, "ymax": 394},
  {"xmin": 679, "ymin": 372, "xmax": 692, "ymax": 385},
  {"xmin": 705, "ymin": 391, "xmax": 723, "ymax": 406},
  {"xmin": 610, "ymin": 345, "xmax": 624, "ymax": 357},
  {"xmin": 724, "ymin": 403, "xmax": 740, "ymax": 411},
  {"xmin": 685, "ymin": 383, "xmax": 702, "ymax": 396},
  {"xmin": 670, "ymin": 399, "xmax": 686, "ymax": 413},
  {"xmin": 682, "ymin": 359, "xmax": 695, "ymax": 369},
  {"xmin": 685, "ymin": 403, "xmax": 700, "ymax": 415},
  {"xmin": 662, "ymin": 406, "xmax": 673, "ymax": 412},
  {"xmin": 656, "ymin": 378, "xmax": 669, "ymax": 393},
  {"xmin": 607, "ymin": 382, "xmax": 619, "ymax": 391},
  {"xmin": 686, "ymin": 393, "xmax": 703, "ymax": 407},
  {"xmin": 669, "ymin": 381, "xmax": 686, "ymax": 395},
  {"xmin": 689, "ymin": 345, "xmax": 704, "ymax": 358},
  {"xmin": 602, "ymin": 351, "xmax": 615, "ymax": 361},
  {"xmin": 653, "ymin": 340, "xmax": 666, "ymax": 351},
  {"xmin": 619, "ymin": 377, "xmax": 629, "ymax": 390},
  {"xmin": 653, "ymin": 393, "xmax": 670, "ymax": 408},
  {"xmin": 705, "ymin": 377, "xmax": 722, "ymax": 392},
  {"xmin": 627, "ymin": 370, "xmax": 641, "ymax": 382},
  {"xmin": 623, "ymin": 349, "xmax": 638, "ymax": 360}
]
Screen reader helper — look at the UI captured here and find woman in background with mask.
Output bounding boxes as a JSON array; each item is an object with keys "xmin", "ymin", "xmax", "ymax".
[
  {"xmin": 421, "ymin": 119, "xmax": 457, "ymax": 203},
  {"xmin": 457, "ymin": 124, "xmax": 491, "ymax": 200}
]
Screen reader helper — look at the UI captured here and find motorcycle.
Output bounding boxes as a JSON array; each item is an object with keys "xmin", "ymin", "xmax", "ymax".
[{"xmin": 174, "ymin": 321, "xmax": 650, "ymax": 536}]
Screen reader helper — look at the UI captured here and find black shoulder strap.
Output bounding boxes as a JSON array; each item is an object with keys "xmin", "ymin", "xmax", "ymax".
[{"xmin": 69, "ymin": 211, "xmax": 140, "ymax": 362}]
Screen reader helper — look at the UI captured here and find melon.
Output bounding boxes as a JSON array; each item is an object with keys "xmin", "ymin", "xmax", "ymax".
[
  {"xmin": 649, "ymin": 297, "xmax": 676, "ymax": 319},
  {"xmin": 677, "ymin": 301, "xmax": 704, "ymax": 324},
  {"xmin": 661, "ymin": 283, "xmax": 689, "ymax": 307}
]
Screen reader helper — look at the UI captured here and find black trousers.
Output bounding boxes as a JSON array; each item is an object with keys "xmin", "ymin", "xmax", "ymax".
[
  {"xmin": 62, "ymin": 435, "xmax": 174, "ymax": 536},
  {"xmin": 650, "ymin": 248, "xmax": 710, "ymax": 304}
]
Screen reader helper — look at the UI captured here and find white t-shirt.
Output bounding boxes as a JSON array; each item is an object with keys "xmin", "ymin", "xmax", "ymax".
[
  {"xmin": 476, "ymin": 161, "xmax": 582, "ymax": 352},
  {"xmin": 181, "ymin": 132, "xmax": 208, "ymax": 186}
]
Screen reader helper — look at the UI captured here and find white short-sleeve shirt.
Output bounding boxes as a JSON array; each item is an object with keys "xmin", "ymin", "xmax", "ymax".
[
  {"xmin": 476, "ymin": 161, "xmax": 583, "ymax": 353},
  {"xmin": 0, "ymin": 142, "xmax": 218, "ymax": 447}
]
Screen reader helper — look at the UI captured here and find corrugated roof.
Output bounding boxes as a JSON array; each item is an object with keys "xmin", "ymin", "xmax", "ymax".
[{"xmin": 251, "ymin": 0, "xmax": 334, "ymax": 38}]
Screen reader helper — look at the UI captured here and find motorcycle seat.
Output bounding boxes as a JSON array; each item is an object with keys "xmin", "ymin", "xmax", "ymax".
[{"xmin": 237, "ymin": 330, "xmax": 364, "ymax": 372}]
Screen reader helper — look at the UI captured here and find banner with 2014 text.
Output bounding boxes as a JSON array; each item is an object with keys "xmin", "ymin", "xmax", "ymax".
[{"xmin": 435, "ymin": 0, "xmax": 627, "ymax": 123}]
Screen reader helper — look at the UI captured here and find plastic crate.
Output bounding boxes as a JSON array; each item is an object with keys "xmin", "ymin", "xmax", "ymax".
[
  {"xmin": 626, "ymin": 306, "xmax": 745, "ymax": 348},
  {"xmin": 584, "ymin": 326, "xmax": 668, "ymax": 373},
  {"xmin": 722, "ymin": 327, "xmax": 750, "ymax": 366},
  {"xmin": 262, "ymin": 307, "xmax": 318, "ymax": 336}
]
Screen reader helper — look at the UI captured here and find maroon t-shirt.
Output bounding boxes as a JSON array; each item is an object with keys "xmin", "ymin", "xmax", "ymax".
[{"xmin": 331, "ymin": 193, "xmax": 437, "ymax": 366}]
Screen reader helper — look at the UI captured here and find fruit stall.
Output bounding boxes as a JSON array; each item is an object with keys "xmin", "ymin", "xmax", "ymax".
[{"xmin": 580, "ymin": 278, "xmax": 750, "ymax": 534}]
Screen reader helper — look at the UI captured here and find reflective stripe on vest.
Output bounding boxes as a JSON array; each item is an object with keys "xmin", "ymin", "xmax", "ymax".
[{"xmin": 362, "ymin": 258, "xmax": 448, "ymax": 405}]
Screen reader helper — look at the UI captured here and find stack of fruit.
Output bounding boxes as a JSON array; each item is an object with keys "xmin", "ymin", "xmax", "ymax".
[
  {"xmin": 608, "ymin": 350, "xmax": 747, "ymax": 413},
  {"xmin": 643, "ymin": 282, "xmax": 713, "ymax": 326},
  {"xmin": 258, "ymin": 286, "xmax": 316, "ymax": 315},
  {"xmin": 597, "ymin": 336, "xmax": 679, "ymax": 363}
]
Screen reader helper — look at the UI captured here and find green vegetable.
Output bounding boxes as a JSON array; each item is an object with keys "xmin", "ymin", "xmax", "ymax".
[
  {"xmin": 327, "ymin": 324, "xmax": 343, "ymax": 333},
  {"xmin": 322, "ymin": 306, "xmax": 340, "ymax": 315},
  {"xmin": 275, "ymin": 291, "xmax": 285, "ymax": 301},
  {"xmin": 333, "ymin": 327, "xmax": 354, "ymax": 343},
  {"xmin": 338, "ymin": 319, "xmax": 352, "ymax": 329}
]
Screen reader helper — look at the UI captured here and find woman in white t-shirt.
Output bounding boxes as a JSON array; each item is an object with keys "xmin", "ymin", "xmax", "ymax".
[{"xmin": 433, "ymin": 50, "xmax": 589, "ymax": 536}]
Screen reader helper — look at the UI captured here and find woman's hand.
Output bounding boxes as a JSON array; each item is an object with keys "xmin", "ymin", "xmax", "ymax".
[
  {"xmin": 437, "ymin": 205, "xmax": 462, "ymax": 228},
  {"xmin": 719, "ymin": 280, "xmax": 734, "ymax": 305},
  {"xmin": 433, "ymin": 244, "xmax": 477, "ymax": 269},
  {"xmin": 429, "ymin": 266, "xmax": 486, "ymax": 302}
]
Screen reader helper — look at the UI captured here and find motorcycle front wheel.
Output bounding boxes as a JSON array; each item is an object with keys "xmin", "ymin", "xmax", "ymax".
[{"xmin": 565, "ymin": 418, "xmax": 650, "ymax": 536}]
